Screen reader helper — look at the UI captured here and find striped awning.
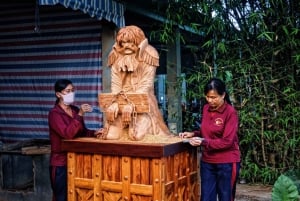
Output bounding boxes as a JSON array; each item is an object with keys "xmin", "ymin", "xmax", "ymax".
[{"xmin": 38, "ymin": 0, "xmax": 125, "ymax": 27}]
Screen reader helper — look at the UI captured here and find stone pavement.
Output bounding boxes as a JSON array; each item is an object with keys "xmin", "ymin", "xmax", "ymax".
[{"xmin": 236, "ymin": 184, "xmax": 272, "ymax": 201}]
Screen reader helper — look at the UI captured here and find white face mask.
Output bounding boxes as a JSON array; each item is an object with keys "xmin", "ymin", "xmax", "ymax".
[{"xmin": 61, "ymin": 92, "xmax": 75, "ymax": 105}]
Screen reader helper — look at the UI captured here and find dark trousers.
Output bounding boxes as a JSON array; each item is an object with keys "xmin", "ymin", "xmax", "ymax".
[
  {"xmin": 50, "ymin": 166, "xmax": 67, "ymax": 201},
  {"xmin": 200, "ymin": 161, "xmax": 240, "ymax": 201}
]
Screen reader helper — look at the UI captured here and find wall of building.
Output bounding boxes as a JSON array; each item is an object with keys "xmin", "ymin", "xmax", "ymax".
[
  {"xmin": 0, "ymin": 152, "xmax": 52, "ymax": 201},
  {"xmin": 0, "ymin": 2, "xmax": 112, "ymax": 201},
  {"xmin": 0, "ymin": 2, "xmax": 103, "ymax": 142}
]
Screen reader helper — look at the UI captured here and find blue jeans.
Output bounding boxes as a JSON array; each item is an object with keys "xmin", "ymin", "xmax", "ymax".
[
  {"xmin": 200, "ymin": 161, "xmax": 240, "ymax": 201},
  {"xmin": 50, "ymin": 166, "xmax": 67, "ymax": 201}
]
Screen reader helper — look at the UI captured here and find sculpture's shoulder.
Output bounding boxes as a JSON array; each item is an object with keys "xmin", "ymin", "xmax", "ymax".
[{"xmin": 139, "ymin": 39, "xmax": 159, "ymax": 67}]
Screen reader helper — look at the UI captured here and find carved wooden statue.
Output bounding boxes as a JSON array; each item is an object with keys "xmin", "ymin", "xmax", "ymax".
[{"xmin": 99, "ymin": 25, "xmax": 172, "ymax": 140}]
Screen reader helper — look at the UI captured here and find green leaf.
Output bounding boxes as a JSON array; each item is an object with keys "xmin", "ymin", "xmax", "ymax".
[
  {"xmin": 272, "ymin": 174, "xmax": 299, "ymax": 201},
  {"xmin": 257, "ymin": 32, "xmax": 274, "ymax": 42}
]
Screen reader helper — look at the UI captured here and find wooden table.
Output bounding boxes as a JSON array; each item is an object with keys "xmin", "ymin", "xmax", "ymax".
[{"xmin": 62, "ymin": 137, "xmax": 200, "ymax": 201}]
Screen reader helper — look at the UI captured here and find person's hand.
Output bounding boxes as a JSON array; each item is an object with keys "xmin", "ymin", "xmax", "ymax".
[
  {"xmin": 106, "ymin": 102, "xmax": 119, "ymax": 124},
  {"xmin": 78, "ymin": 104, "xmax": 93, "ymax": 116},
  {"xmin": 94, "ymin": 128, "xmax": 104, "ymax": 138},
  {"xmin": 189, "ymin": 137, "xmax": 203, "ymax": 146},
  {"xmin": 179, "ymin": 131, "xmax": 194, "ymax": 139},
  {"xmin": 122, "ymin": 104, "xmax": 133, "ymax": 125}
]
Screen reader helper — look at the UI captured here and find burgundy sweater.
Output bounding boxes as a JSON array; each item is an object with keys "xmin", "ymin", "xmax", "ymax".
[
  {"xmin": 48, "ymin": 104, "xmax": 94, "ymax": 166},
  {"xmin": 195, "ymin": 102, "xmax": 240, "ymax": 163}
]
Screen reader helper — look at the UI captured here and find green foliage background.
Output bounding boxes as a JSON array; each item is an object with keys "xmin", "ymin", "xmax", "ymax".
[{"xmin": 151, "ymin": 0, "xmax": 300, "ymax": 184}]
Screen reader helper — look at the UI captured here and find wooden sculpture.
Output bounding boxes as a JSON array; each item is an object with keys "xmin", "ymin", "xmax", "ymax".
[{"xmin": 99, "ymin": 25, "xmax": 172, "ymax": 140}]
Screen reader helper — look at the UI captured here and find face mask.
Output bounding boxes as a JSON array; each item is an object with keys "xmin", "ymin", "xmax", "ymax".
[{"xmin": 61, "ymin": 92, "xmax": 75, "ymax": 105}]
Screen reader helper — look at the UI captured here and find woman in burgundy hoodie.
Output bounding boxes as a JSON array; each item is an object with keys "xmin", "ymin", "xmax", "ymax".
[
  {"xmin": 180, "ymin": 78, "xmax": 240, "ymax": 201},
  {"xmin": 48, "ymin": 79, "xmax": 103, "ymax": 201}
]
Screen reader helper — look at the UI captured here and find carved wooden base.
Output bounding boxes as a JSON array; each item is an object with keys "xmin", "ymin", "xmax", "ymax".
[{"xmin": 63, "ymin": 138, "xmax": 200, "ymax": 201}]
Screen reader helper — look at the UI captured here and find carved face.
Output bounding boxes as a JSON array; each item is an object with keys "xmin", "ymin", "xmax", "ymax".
[
  {"xmin": 115, "ymin": 25, "xmax": 146, "ymax": 55},
  {"xmin": 119, "ymin": 41, "xmax": 136, "ymax": 55}
]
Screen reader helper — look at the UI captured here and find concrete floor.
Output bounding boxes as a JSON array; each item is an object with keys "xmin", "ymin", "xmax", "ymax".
[{"xmin": 236, "ymin": 184, "xmax": 272, "ymax": 201}]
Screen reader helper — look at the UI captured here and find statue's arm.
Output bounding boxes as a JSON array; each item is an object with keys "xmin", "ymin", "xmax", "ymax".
[
  {"xmin": 136, "ymin": 64, "xmax": 156, "ymax": 93},
  {"xmin": 135, "ymin": 44, "xmax": 159, "ymax": 93},
  {"xmin": 111, "ymin": 65, "xmax": 123, "ymax": 94}
]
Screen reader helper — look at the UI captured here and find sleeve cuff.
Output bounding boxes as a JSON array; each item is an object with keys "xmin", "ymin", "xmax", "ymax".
[
  {"xmin": 201, "ymin": 139, "xmax": 209, "ymax": 149},
  {"xmin": 194, "ymin": 131, "xmax": 201, "ymax": 137},
  {"xmin": 74, "ymin": 114, "xmax": 83, "ymax": 122}
]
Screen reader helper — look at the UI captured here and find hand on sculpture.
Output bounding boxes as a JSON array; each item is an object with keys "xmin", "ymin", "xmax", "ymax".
[
  {"xmin": 78, "ymin": 104, "xmax": 93, "ymax": 116},
  {"xmin": 94, "ymin": 128, "xmax": 104, "ymax": 138},
  {"xmin": 179, "ymin": 132, "xmax": 194, "ymax": 139},
  {"xmin": 122, "ymin": 104, "xmax": 133, "ymax": 126},
  {"xmin": 106, "ymin": 102, "xmax": 119, "ymax": 124}
]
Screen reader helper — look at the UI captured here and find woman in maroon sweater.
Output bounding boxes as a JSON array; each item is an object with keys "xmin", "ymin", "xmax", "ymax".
[
  {"xmin": 180, "ymin": 78, "xmax": 240, "ymax": 201},
  {"xmin": 48, "ymin": 79, "xmax": 103, "ymax": 201}
]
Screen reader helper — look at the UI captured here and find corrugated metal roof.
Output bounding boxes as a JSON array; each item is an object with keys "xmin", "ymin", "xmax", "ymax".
[{"xmin": 39, "ymin": 0, "xmax": 125, "ymax": 27}]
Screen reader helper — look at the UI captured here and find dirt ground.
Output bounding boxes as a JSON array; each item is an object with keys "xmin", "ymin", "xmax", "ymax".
[{"xmin": 236, "ymin": 184, "xmax": 272, "ymax": 201}]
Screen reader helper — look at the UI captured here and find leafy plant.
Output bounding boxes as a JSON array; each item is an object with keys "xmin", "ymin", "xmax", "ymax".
[
  {"xmin": 149, "ymin": 0, "xmax": 300, "ymax": 184},
  {"xmin": 272, "ymin": 170, "xmax": 300, "ymax": 201}
]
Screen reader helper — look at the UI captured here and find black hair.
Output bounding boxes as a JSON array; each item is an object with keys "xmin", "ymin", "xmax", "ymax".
[
  {"xmin": 204, "ymin": 78, "xmax": 232, "ymax": 105},
  {"xmin": 54, "ymin": 79, "xmax": 72, "ymax": 104}
]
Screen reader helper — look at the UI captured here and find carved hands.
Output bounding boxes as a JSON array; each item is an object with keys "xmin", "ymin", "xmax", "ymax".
[
  {"xmin": 122, "ymin": 104, "xmax": 133, "ymax": 126},
  {"xmin": 106, "ymin": 102, "xmax": 119, "ymax": 124},
  {"xmin": 105, "ymin": 102, "xmax": 134, "ymax": 127}
]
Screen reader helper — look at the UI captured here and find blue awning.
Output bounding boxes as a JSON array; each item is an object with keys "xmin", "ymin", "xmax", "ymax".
[{"xmin": 38, "ymin": 0, "xmax": 125, "ymax": 27}]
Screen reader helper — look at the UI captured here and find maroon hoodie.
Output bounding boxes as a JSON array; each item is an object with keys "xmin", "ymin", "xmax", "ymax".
[
  {"xmin": 195, "ymin": 102, "xmax": 240, "ymax": 163},
  {"xmin": 48, "ymin": 104, "xmax": 94, "ymax": 166}
]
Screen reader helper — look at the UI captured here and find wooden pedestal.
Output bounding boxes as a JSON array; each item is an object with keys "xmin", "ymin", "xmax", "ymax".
[{"xmin": 62, "ymin": 138, "xmax": 200, "ymax": 201}]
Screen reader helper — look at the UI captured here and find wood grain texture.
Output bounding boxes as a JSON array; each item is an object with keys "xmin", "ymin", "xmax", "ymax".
[
  {"xmin": 62, "ymin": 137, "xmax": 189, "ymax": 158},
  {"xmin": 98, "ymin": 93, "xmax": 150, "ymax": 113},
  {"xmin": 65, "ymin": 140, "xmax": 200, "ymax": 201}
]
